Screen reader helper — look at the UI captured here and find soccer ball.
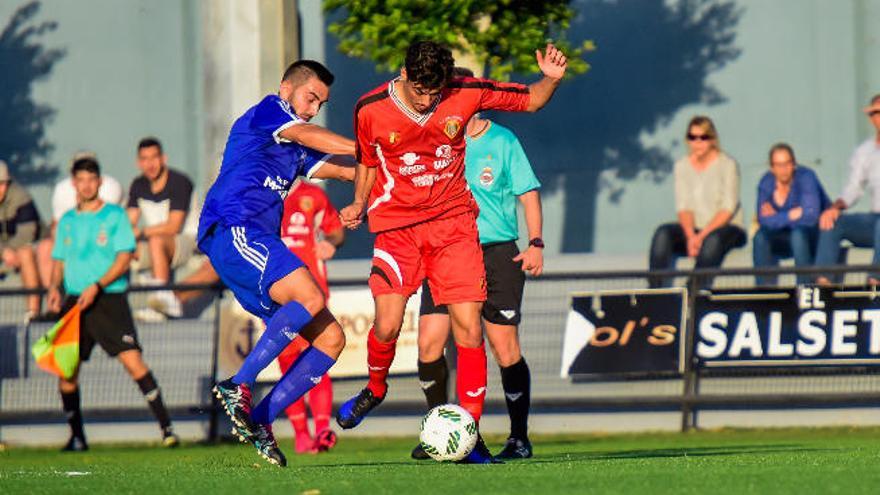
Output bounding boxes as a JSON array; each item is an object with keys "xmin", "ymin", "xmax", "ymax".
[{"xmin": 418, "ymin": 404, "xmax": 478, "ymax": 462}]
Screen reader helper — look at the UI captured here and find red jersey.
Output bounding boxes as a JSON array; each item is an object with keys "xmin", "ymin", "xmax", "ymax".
[
  {"xmin": 355, "ymin": 77, "xmax": 530, "ymax": 233},
  {"xmin": 280, "ymin": 181, "xmax": 342, "ymax": 296}
]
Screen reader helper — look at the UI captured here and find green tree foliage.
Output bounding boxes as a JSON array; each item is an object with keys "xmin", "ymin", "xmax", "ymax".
[{"xmin": 323, "ymin": 0, "xmax": 591, "ymax": 80}]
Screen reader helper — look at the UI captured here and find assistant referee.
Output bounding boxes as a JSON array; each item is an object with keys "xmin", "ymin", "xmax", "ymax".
[{"xmin": 47, "ymin": 157, "xmax": 178, "ymax": 451}]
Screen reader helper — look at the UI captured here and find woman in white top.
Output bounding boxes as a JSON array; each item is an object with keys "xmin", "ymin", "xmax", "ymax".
[{"xmin": 648, "ymin": 115, "xmax": 745, "ymax": 287}]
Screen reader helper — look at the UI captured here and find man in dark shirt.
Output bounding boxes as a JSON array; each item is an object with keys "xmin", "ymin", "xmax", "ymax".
[{"xmin": 126, "ymin": 137, "xmax": 194, "ymax": 317}]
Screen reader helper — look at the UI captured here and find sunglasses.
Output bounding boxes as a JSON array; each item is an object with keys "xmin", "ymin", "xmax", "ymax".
[{"xmin": 686, "ymin": 133, "xmax": 713, "ymax": 141}]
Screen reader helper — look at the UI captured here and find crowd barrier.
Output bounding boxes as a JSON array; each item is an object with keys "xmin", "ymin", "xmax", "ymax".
[{"xmin": 1, "ymin": 265, "xmax": 879, "ymax": 441}]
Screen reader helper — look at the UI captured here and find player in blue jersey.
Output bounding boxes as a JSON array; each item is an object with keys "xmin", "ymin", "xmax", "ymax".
[{"xmin": 200, "ymin": 60, "xmax": 355, "ymax": 467}]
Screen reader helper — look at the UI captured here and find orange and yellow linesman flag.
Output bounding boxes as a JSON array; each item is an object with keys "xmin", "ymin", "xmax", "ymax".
[{"xmin": 31, "ymin": 305, "xmax": 81, "ymax": 379}]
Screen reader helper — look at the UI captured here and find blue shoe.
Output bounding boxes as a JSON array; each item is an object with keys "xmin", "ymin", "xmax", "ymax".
[
  {"xmin": 458, "ymin": 435, "xmax": 503, "ymax": 464},
  {"xmin": 336, "ymin": 388, "xmax": 384, "ymax": 429}
]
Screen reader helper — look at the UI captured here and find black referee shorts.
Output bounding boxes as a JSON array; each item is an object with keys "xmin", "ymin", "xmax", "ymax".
[
  {"xmin": 420, "ymin": 240, "xmax": 526, "ymax": 325},
  {"xmin": 61, "ymin": 293, "xmax": 141, "ymax": 361}
]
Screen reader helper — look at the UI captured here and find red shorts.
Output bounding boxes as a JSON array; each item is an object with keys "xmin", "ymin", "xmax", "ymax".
[{"xmin": 369, "ymin": 211, "xmax": 487, "ymax": 305}]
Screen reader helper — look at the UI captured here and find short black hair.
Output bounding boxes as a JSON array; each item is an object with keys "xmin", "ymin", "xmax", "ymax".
[
  {"xmin": 405, "ymin": 41, "xmax": 454, "ymax": 89},
  {"xmin": 71, "ymin": 157, "xmax": 100, "ymax": 176},
  {"xmin": 138, "ymin": 136, "xmax": 163, "ymax": 154},
  {"xmin": 768, "ymin": 142, "xmax": 796, "ymax": 165},
  {"xmin": 453, "ymin": 67, "xmax": 474, "ymax": 78},
  {"xmin": 282, "ymin": 60, "xmax": 334, "ymax": 87}
]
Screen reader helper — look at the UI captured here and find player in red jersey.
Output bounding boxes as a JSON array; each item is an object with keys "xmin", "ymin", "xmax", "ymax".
[
  {"xmin": 277, "ymin": 179, "xmax": 344, "ymax": 454},
  {"xmin": 336, "ymin": 40, "xmax": 567, "ymax": 463}
]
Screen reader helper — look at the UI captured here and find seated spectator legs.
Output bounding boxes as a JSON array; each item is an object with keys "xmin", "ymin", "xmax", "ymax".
[
  {"xmin": 36, "ymin": 237, "xmax": 55, "ymax": 290},
  {"xmin": 173, "ymin": 259, "xmax": 219, "ymax": 305},
  {"xmin": 3, "ymin": 245, "xmax": 41, "ymax": 316},
  {"xmin": 693, "ymin": 225, "xmax": 746, "ymax": 288},
  {"xmin": 147, "ymin": 258, "xmax": 220, "ymax": 320},
  {"xmin": 147, "ymin": 233, "xmax": 176, "ymax": 285},
  {"xmin": 815, "ymin": 213, "xmax": 880, "ymax": 284},
  {"xmin": 789, "ymin": 226, "xmax": 818, "ymax": 284},
  {"xmin": 144, "ymin": 234, "xmax": 183, "ymax": 318},
  {"xmin": 752, "ymin": 227, "xmax": 779, "ymax": 286},
  {"xmin": 648, "ymin": 223, "xmax": 688, "ymax": 288},
  {"xmin": 753, "ymin": 227, "xmax": 816, "ymax": 286}
]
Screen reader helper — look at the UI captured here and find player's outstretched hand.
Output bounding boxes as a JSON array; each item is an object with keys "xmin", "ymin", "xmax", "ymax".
[
  {"xmin": 536, "ymin": 43, "xmax": 567, "ymax": 80},
  {"xmin": 514, "ymin": 246, "xmax": 544, "ymax": 277},
  {"xmin": 340, "ymin": 203, "xmax": 365, "ymax": 230}
]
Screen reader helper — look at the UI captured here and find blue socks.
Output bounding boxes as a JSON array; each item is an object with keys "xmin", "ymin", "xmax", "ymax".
[
  {"xmin": 233, "ymin": 301, "xmax": 312, "ymax": 386},
  {"xmin": 250, "ymin": 346, "xmax": 336, "ymax": 425}
]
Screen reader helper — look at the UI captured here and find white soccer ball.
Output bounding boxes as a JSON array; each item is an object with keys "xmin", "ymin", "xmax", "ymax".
[{"xmin": 418, "ymin": 404, "xmax": 478, "ymax": 462}]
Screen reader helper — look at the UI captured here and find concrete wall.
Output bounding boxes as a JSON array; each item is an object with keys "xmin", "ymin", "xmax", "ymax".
[
  {"xmin": 318, "ymin": 0, "xmax": 880, "ymax": 259},
  {"xmin": 2, "ymin": 0, "xmax": 878, "ymax": 261},
  {"xmin": 0, "ymin": 0, "xmax": 202, "ymax": 214}
]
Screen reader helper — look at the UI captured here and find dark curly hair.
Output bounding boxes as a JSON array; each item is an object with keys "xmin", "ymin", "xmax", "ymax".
[{"xmin": 404, "ymin": 41, "xmax": 454, "ymax": 89}]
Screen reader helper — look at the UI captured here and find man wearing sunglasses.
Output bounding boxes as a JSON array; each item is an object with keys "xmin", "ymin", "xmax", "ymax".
[{"xmin": 815, "ymin": 94, "xmax": 880, "ymax": 284}]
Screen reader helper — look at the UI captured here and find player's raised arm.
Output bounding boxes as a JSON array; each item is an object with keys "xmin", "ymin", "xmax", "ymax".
[
  {"xmin": 526, "ymin": 43, "xmax": 568, "ymax": 113},
  {"xmin": 339, "ymin": 162, "xmax": 376, "ymax": 229},
  {"xmin": 312, "ymin": 154, "xmax": 357, "ymax": 182},
  {"xmin": 279, "ymin": 124, "xmax": 356, "ymax": 156}
]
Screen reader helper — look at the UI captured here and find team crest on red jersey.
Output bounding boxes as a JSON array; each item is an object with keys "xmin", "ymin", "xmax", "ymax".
[
  {"xmin": 299, "ymin": 196, "xmax": 314, "ymax": 212},
  {"xmin": 389, "ymin": 131, "xmax": 400, "ymax": 144},
  {"xmin": 442, "ymin": 116, "xmax": 463, "ymax": 139}
]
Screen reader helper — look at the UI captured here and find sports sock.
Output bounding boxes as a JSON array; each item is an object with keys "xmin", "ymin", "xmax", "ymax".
[
  {"xmin": 309, "ymin": 373, "xmax": 333, "ymax": 433},
  {"xmin": 455, "ymin": 342, "xmax": 487, "ymax": 423},
  {"xmin": 251, "ymin": 346, "xmax": 335, "ymax": 425},
  {"xmin": 233, "ymin": 301, "xmax": 312, "ymax": 386},
  {"xmin": 136, "ymin": 371, "xmax": 172, "ymax": 429},
  {"xmin": 61, "ymin": 388, "xmax": 85, "ymax": 440},
  {"xmin": 418, "ymin": 357, "xmax": 449, "ymax": 408},
  {"xmin": 284, "ymin": 397, "xmax": 310, "ymax": 437},
  {"xmin": 500, "ymin": 357, "xmax": 531, "ymax": 440},
  {"xmin": 366, "ymin": 328, "xmax": 397, "ymax": 398}
]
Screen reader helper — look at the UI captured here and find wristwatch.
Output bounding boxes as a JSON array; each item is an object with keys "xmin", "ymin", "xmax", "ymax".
[{"xmin": 528, "ymin": 237, "xmax": 545, "ymax": 249}]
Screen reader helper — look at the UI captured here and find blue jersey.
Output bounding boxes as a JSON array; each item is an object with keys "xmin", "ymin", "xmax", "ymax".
[{"xmin": 198, "ymin": 94, "xmax": 330, "ymax": 240}]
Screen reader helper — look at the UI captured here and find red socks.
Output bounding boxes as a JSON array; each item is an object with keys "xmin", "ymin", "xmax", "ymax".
[
  {"xmin": 284, "ymin": 398, "xmax": 309, "ymax": 436},
  {"xmin": 310, "ymin": 373, "xmax": 333, "ymax": 433},
  {"xmin": 366, "ymin": 328, "xmax": 397, "ymax": 398},
  {"xmin": 456, "ymin": 342, "xmax": 487, "ymax": 423}
]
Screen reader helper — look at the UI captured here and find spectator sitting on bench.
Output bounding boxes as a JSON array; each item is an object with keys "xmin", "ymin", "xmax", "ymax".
[
  {"xmin": 815, "ymin": 94, "xmax": 880, "ymax": 285},
  {"xmin": 648, "ymin": 115, "xmax": 745, "ymax": 288},
  {"xmin": 126, "ymin": 137, "xmax": 195, "ymax": 317},
  {"xmin": 0, "ymin": 159, "xmax": 47, "ymax": 320},
  {"xmin": 753, "ymin": 143, "xmax": 831, "ymax": 286}
]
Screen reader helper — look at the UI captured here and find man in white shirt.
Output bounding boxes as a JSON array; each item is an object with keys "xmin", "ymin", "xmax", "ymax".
[
  {"xmin": 815, "ymin": 94, "xmax": 880, "ymax": 283},
  {"xmin": 37, "ymin": 151, "xmax": 124, "ymax": 291}
]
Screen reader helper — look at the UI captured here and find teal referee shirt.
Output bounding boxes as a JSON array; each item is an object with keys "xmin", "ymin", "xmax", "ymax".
[
  {"xmin": 465, "ymin": 121, "xmax": 541, "ymax": 245},
  {"xmin": 52, "ymin": 203, "xmax": 136, "ymax": 295}
]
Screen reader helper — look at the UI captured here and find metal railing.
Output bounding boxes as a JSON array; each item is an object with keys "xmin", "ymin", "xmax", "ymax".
[{"xmin": 1, "ymin": 265, "xmax": 879, "ymax": 440}]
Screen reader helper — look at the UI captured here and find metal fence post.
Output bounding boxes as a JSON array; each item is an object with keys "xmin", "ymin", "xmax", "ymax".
[
  {"xmin": 679, "ymin": 274, "xmax": 699, "ymax": 432},
  {"xmin": 206, "ymin": 288, "xmax": 222, "ymax": 443}
]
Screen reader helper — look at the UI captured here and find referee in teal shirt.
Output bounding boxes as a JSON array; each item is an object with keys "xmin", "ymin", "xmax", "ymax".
[
  {"xmin": 413, "ymin": 68, "xmax": 544, "ymax": 461},
  {"xmin": 47, "ymin": 156, "xmax": 177, "ymax": 451}
]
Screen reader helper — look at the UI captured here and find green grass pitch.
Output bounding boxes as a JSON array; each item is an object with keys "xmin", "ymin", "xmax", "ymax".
[{"xmin": 2, "ymin": 427, "xmax": 879, "ymax": 494}]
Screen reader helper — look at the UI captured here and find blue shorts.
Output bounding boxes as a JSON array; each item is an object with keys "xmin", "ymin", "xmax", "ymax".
[{"xmin": 199, "ymin": 223, "xmax": 304, "ymax": 320}]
